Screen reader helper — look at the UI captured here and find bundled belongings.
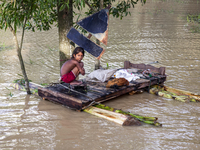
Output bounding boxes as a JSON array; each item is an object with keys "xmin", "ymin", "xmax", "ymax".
[
  {"xmin": 86, "ymin": 68, "xmax": 143, "ymax": 83},
  {"xmin": 106, "ymin": 78, "xmax": 129, "ymax": 88},
  {"xmin": 85, "ymin": 69, "xmax": 118, "ymax": 82},
  {"xmin": 113, "ymin": 69, "xmax": 141, "ymax": 82}
]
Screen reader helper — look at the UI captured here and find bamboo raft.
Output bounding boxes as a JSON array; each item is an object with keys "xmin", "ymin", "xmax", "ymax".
[{"xmin": 37, "ymin": 61, "xmax": 167, "ymax": 110}]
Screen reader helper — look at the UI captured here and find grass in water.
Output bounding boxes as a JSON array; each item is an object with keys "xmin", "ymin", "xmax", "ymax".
[
  {"xmin": 5, "ymin": 87, "xmax": 14, "ymax": 97},
  {"xmin": 186, "ymin": 14, "xmax": 200, "ymax": 33},
  {"xmin": 13, "ymin": 74, "xmax": 32, "ymax": 86}
]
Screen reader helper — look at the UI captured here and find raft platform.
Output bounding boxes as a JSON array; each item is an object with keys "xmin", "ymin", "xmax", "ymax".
[{"xmin": 38, "ymin": 61, "xmax": 166, "ymax": 110}]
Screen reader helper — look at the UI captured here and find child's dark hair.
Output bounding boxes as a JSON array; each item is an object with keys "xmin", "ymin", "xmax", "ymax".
[{"xmin": 72, "ymin": 47, "xmax": 84, "ymax": 58}]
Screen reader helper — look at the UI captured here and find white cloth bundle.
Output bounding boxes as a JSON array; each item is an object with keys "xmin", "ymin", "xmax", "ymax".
[
  {"xmin": 114, "ymin": 69, "xmax": 140, "ymax": 82},
  {"xmin": 86, "ymin": 69, "xmax": 118, "ymax": 82}
]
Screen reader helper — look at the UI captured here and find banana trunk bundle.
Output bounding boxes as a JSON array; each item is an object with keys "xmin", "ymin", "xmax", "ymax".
[
  {"xmin": 149, "ymin": 85, "xmax": 200, "ymax": 102},
  {"xmin": 91, "ymin": 104, "xmax": 162, "ymax": 127}
]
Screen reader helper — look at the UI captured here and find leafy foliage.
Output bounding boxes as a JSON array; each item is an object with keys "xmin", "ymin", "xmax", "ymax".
[
  {"xmin": 0, "ymin": 0, "xmax": 146, "ymax": 33},
  {"xmin": 74, "ymin": 0, "xmax": 146, "ymax": 19},
  {"xmin": 72, "ymin": 0, "xmax": 146, "ymax": 34},
  {"xmin": 109, "ymin": 0, "xmax": 146, "ymax": 19},
  {"xmin": 0, "ymin": 0, "xmax": 57, "ymax": 32}
]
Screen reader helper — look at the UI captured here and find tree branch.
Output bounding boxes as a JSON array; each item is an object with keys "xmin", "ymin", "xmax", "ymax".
[
  {"xmin": 9, "ymin": 25, "xmax": 19, "ymax": 50},
  {"xmin": 84, "ymin": 0, "xmax": 97, "ymax": 12}
]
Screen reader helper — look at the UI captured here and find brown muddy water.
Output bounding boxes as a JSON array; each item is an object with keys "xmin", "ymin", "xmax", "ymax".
[{"xmin": 0, "ymin": 0, "xmax": 200, "ymax": 149}]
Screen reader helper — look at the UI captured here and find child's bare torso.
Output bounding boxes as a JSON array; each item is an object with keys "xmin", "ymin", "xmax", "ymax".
[{"xmin": 60, "ymin": 59, "xmax": 77, "ymax": 76}]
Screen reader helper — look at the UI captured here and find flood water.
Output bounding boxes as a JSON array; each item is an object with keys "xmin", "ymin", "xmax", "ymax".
[{"xmin": 1, "ymin": 0, "xmax": 200, "ymax": 149}]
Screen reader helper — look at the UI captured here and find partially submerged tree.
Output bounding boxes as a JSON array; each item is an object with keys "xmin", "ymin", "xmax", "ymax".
[
  {"xmin": 0, "ymin": 0, "xmax": 146, "ymax": 94},
  {"xmin": 0, "ymin": 0, "xmax": 57, "ymax": 94}
]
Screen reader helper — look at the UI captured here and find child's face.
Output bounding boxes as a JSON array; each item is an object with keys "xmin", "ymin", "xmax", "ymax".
[{"xmin": 73, "ymin": 52, "xmax": 83, "ymax": 62}]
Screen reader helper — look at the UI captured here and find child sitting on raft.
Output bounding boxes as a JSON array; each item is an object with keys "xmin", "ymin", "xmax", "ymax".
[{"xmin": 60, "ymin": 47, "xmax": 85, "ymax": 85}]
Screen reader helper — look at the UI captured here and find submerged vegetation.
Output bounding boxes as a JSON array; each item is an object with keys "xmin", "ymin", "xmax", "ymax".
[
  {"xmin": 12, "ymin": 78, "xmax": 40, "ymax": 95},
  {"xmin": 5, "ymin": 87, "xmax": 14, "ymax": 97},
  {"xmin": 186, "ymin": 14, "xmax": 200, "ymax": 33},
  {"xmin": 13, "ymin": 74, "xmax": 32, "ymax": 86}
]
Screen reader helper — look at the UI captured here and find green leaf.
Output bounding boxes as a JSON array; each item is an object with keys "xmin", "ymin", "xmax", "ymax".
[
  {"xmin": 59, "ymin": 4, "xmax": 66, "ymax": 12},
  {"xmin": 187, "ymin": 15, "xmax": 190, "ymax": 23}
]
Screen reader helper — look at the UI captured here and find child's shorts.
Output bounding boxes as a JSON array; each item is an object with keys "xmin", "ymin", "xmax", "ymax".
[{"xmin": 61, "ymin": 71, "xmax": 76, "ymax": 83}]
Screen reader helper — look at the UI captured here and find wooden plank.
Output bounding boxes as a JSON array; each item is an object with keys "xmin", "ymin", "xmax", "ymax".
[
  {"xmin": 93, "ymin": 86, "xmax": 136, "ymax": 103},
  {"xmin": 88, "ymin": 85, "xmax": 117, "ymax": 95},
  {"xmin": 45, "ymin": 83, "xmax": 93, "ymax": 102},
  {"xmin": 38, "ymin": 87, "xmax": 86, "ymax": 110},
  {"xmin": 132, "ymin": 76, "xmax": 166, "ymax": 89},
  {"xmin": 124, "ymin": 61, "xmax": 165, "ymax": 75}
]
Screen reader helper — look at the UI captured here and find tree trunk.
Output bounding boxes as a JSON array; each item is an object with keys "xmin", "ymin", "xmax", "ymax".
[{"xmin": 57, "ymin": 0, "xmax": 74, "ymax": 70}]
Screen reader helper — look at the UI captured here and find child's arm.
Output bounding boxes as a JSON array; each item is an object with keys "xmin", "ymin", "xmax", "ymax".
[
  {"xmin": 75, "ymin": 61, "xmax": 85, "ymax": 75},
  {"xmin": 80, "ymin": 62, "xmax": 85, "ymax": 75}
]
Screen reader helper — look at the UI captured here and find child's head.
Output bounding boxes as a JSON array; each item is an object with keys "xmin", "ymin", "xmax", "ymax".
[{"xmin": 72, "ymin": 47, "xmax": 84, "ymax": 62}]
